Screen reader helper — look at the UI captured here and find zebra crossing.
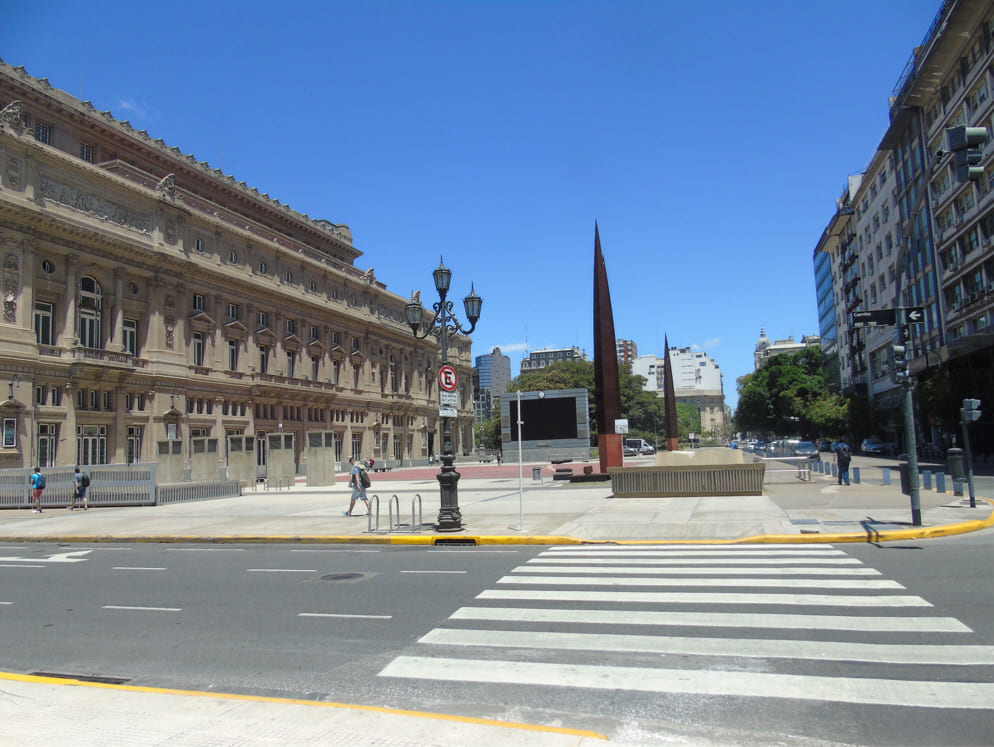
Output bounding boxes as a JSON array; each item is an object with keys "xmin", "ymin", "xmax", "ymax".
[{"xmin": 378, "ymin": 544, "xmax": 994, "ymax": 712}]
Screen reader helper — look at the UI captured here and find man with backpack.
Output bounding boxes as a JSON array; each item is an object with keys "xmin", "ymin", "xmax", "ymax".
[
  {"xmin": 29, "ymin": 466, "xmax": 45, "ymax": 513},
  {"xmin": 835, "ymin": 443, "xmax": 852, "ymax": 486},
  {"xmin": 70, "ymin": 466, "xmax": 90, "ymax": 511},
  {"xmin": 344, "ymin": 456, "xmax": 372, "ymax": 516}
]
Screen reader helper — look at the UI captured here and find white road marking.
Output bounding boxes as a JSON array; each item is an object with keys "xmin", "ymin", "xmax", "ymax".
[
  {"xmin": 418, "ymin": 628, "xmax": 994, "ymax": 665},
  {"xmin": 544, "ymin": 544, "xmax": 840, "ymax": 551},
  {"xmin": 299, "ymin": 612, "xmax": 392, "ymax": 619},
  {"xmin": 477, "ymin": 589, "xmax": 931, "ymax": 607},
  {"xmin": 112, "ymin": 567, "xmax": 166, "ymax": 571},
  {"xmin": 378, "ymin": 656, "xmax": 994, "ymax": 709},
  {"xmin": 0, "ymin": 550, "xmax": 92, "ymax": 564},
  {"xmin": 541, "ymin": 548, "xmax": 847, "ymax": 556},
  {"xmin": 516, "ymin": 564, "xmax": 881, "ymax": 575},
  {"xmin": 166, "ymin": 548, "xmax": 244, "ymax": 552},
  {"xmin": 402, "ymin": 570, "xmax": 467, "ymax": 574},
  {"xmin": 528, "ymin": 557, "xmax": 864, "ymax": 566},
  {"xmin": 0, "ymin": 564, "xmax": 44, "ymax": 568},
  {"xmin": 450, "ymin": 606, "xmax": 971, "ymax": 632},
  {"xmin": 291, "ymin": 549, "xmax": 381, "ymax": 553},
  {"xmin": 247, "ymin": 568, "xmax": 316, "ymax": 573},
  {"xmin": 103, "ymin": 605, "xmax": 181, "ymax": 612},
  {"xmin": 497, "ymin": 575, "xmax": 903, "ymax": 589}
]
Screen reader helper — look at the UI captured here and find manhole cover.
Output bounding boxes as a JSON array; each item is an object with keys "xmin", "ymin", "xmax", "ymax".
[{"xmin": 321, "ymin": 572, "xmax": 364, "ymax": 581}]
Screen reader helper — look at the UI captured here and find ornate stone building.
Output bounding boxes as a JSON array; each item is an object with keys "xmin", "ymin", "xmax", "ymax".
[{"xmin": 0, "ymin": 59, "xmax": 473, "ymax": 481}]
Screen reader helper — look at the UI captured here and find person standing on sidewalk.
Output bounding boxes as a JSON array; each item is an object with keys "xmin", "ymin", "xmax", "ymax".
[
  {"xmin": 70, "ymin": 467, "xmax": 89, "ymax": 511},
  {"xmin": 344, "ymin": 457, "xmax": 372, "ymax": 516},
  {"xmin": 29, "ymin": 466, "xmax": 45, "ymax": 513},
  {"xmin": 835, "ymin": 443, "xmax": 851, "ymax": 486}
]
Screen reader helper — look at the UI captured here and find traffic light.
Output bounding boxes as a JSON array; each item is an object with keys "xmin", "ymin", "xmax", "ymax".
[
  {"xmin": 947, "ymin": 125, "xmax": 989, "ymax": 182},
  {"xmin": 962, "ymin": 398, "xmax": 982, "ymax": 422},
  {"xmin": 890, "ymin": 344, "xmax": 909, "ymax": 384}
]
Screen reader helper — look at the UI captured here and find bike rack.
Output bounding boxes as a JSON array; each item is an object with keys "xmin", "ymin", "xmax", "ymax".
[
  {"xmin": 367, "ymin": 494, "xmax": 380, "ymax": 533},
  {"xmin": 387, "ymin": 494, "xmax": 401, "ymax": 531},
  {"xmin": 410, "ymin": 493, "xmax": 422, "ymax": 532}
]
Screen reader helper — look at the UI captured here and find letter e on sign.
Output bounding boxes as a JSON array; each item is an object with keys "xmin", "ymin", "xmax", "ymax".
[{"xmin": 438, "ymin": 364, "xmax": 458, "ymax": 392}]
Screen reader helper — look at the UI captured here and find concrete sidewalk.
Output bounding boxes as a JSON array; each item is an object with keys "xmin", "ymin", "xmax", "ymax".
[
  {"xmin": 1, "ymin": 459, "xmax": 991, "ymax": 747},
  {"xmin": 0, "ymin": 459, "xmax": 991, "ymax": 545}
]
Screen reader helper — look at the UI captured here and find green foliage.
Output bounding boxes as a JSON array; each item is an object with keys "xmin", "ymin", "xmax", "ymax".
[
  {"xmin": 734, "ymin": 347, "xmax": 829, "ymax": 437},
  {"xmin": 475, "ymin": 414, "xmax": 502, "ymax": 450}
]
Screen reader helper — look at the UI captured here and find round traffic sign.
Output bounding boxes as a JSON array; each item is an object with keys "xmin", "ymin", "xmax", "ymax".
[{"xmin": 438, "ymin": 364, "xmax": 458, "ymax": 392}]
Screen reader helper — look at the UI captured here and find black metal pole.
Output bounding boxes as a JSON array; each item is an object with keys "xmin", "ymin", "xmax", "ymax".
[
  {"xmin": 435, "ymin": 290, "xmax": 462, "ymax": 531},
  {"xmin": 960, "ymin": 412, "xmax": 977, "ymax": 509}
]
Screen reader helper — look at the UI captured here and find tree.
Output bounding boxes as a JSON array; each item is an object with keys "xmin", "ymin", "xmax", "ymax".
[
  {"xmin": 475, "ymin": 414, "xmax": 502, "ymax": 450},
  {"xmin": 734, "ymin": 347, "xmax": 829, "ymax": 437}
]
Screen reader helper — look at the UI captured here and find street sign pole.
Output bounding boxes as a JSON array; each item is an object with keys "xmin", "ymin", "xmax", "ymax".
[
  {"xmin": 897, "ymin": 323, "xmax": 922, "ymax": 526},
  {"xmin": 960, "ymin": 407, "xmax": 977, "ymax": 509}
]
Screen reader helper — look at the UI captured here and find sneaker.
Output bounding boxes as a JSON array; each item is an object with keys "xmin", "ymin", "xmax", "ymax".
[
  {"xmin": 68, "ymin": 506, "xmax": 74, "ymax": 511},
  {"xmin": 31, "ymin": 509, "xmax": 39, "ymax": 513}
]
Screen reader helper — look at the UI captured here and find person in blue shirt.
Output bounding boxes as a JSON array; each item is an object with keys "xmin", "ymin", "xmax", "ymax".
[
  {"xmin": 29, "ymin": 466, "xmax": 45, "ymax": 513},
  {"xmin": 344, "ymin": 457, "xmax": 371, "ymax": 516}
]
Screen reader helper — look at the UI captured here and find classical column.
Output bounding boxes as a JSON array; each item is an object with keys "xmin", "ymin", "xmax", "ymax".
[
  {"xmin": 112, "ymin": 267, "xmax": 126, "ymax": 352},
  {"xmin": 59, "ymin": 254, "xmax": 79, "ymax": 348}
]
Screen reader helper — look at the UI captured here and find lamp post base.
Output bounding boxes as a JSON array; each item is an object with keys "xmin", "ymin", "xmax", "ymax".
[{"xmin": 436, "ymin": 464, "xmax": 463, "ymax": 531}]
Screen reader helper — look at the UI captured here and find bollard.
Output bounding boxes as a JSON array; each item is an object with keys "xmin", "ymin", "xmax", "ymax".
[
  {"xmin": 532, "ymin": 466, "xmax": 542, "ymax": 481},
  {"xmin": 935, "ymin": 472, "xmax": 946, "ymax": 494},
  {"xmin": 921, "ymin": 470, "xmax": 932, "ymax": 491},
  {"xmin": 853, "ymin": 466, "xmax": 861, "ymax": 484},
  {"xmin": 831, "ymin": 463, "xmax": 838, "ymax": 478},
  {"xmin": 953, "ymin": 479, "xmax": 963, "ymax": 497},
  {"xmin": 882, "ymin": 468, "xmax": 891, "ymax": 486}
]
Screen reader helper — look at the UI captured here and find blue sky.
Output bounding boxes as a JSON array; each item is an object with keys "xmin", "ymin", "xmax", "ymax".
[{"xmin": 2, "ymin": 0, "xmax": 941, "ymax": 409}]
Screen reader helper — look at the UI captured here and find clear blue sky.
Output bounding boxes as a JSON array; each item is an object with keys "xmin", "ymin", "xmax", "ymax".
[{"xmin": 2, "ymin": 0, "xmax": 941, "ymax": 409}]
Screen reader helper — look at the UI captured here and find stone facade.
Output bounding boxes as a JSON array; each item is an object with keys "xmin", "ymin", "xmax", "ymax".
[{"xmin": 0, "ymin": 60, "xmax": 474, "ymax": 478}]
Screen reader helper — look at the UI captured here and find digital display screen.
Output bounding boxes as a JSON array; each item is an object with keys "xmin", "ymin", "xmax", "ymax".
[{"xmin": 508, "ymin": 396, "xmax": 578, "ymax": 441}]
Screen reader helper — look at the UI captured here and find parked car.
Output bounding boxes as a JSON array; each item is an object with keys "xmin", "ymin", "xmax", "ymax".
[
  {"xmin": 623, "ymin": 445, "xmax": 638, "ymax": 457},
  {"xmin": 861, "ymin": 438, "xmax": 897, "ymax": 455},
  {"xmin": 793, "ymin": 441, "xmax": 820, "ymax": 461},
  {"xmin": 753, "ymin": 440, "xmax": 766, "ymax": 454}
]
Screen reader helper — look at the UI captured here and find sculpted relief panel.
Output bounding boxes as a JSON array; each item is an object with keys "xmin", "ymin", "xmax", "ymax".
[{"xmin": 38, "ymin": 176, "xmax": 152, "ymax": 234}]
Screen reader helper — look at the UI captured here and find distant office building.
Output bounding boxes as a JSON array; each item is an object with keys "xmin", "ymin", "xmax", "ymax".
[
  {"xmin": 632, "ymin": 346, "xmax": 727, "ymax": 437},
  {"xmin": 473, "ymin": 347, "xmax": 511, "ymax": 423},
  {"xmin": 616, "ymin": 339, "xmax": 637, "ymax": 365},
  {"xmin": 520, "ymin": 346, "xmax": 587, "ymax": 372},
  {"xmin": 754, "ymin": 329, "xmax": 821, "ymax": 369}
]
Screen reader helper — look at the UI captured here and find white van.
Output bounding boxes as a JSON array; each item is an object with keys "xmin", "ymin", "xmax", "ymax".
[{"xmin": 624, "ymin": 438, "xmax": 655, "ymax": 455}]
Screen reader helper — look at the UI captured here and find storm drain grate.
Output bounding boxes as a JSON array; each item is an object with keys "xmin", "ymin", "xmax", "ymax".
[
  {"xmin": 432, "ymin": 538, "xmax": 478, "ymax": 546},
  {"xmin": 31, "ymin": 671, "xmax": 130, "ymax": 685}
]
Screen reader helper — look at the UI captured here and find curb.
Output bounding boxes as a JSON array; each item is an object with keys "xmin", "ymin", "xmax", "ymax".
[{"xmin": 0, "ymin": 500, "xmax": 990, "ymax": 546}]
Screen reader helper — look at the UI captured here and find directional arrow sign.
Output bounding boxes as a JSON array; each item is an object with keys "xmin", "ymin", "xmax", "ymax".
[
  {"xmin": 851, "ymin": 309, "xmax": 896, "ymax": 327},
  {"xmin": 902, "ymin": 306, "xmax": 926, "ymax": 325}
]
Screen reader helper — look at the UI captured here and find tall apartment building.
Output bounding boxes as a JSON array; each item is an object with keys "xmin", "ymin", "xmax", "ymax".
[
  {"xmin": 0, "ymin": 60, "xmax": 475, "ymax": 478},
  {"xmin": 616, "ymin": 338, "xmax": 637, "ymax": 365},
  {"xmin": 814, "ymin": 0, "xmax": 994, "ymax": 451},
  {"xmin": 631, "ymin": 347, "xmax": 728, "ymax": 437},
  {"xmin": 473, "ymin": 346, "xmax": 511, "ymax": 423},
  {"xmin": 519, "ymin": 346, "xmax": 587, "ymax": 372}
]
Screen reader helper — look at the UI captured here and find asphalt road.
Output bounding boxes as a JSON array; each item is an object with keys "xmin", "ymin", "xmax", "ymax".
[{"xmin": 1, "ymin": 537, "xmax": 993, "ymax": 745}]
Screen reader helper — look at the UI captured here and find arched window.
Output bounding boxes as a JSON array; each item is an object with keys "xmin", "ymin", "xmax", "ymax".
[{"xmin": 79, "ymin": 276, "xmax": 103, "ymax": 349}]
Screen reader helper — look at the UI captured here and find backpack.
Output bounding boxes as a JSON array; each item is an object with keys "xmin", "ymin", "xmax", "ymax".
[
  {"xmin": 359, "ymin": 468, "xmax": 371, "ymax": 488},
  {"xmin": 838, "ymin": 445, "xmax": 850, "ymax": 461},
  {"xmin": 81, "ymin": 474, "xmax": 90, "ymax": 488},
  {"xmin": 34, "ymin": 473, "xmax": 46, "ymax": 489}
]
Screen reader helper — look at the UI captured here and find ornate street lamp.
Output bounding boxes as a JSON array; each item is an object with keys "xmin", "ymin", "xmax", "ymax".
[{"xmin": 405, "ymin": 257, "xmax": 482, "ymax": 531}]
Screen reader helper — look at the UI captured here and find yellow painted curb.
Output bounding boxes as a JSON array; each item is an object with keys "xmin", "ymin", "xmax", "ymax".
[{"xmin": 0, "ymin": 670, "xmax": 608, "ymax": 740}]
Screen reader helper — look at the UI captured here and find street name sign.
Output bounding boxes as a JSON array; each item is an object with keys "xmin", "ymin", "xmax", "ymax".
[
  {"xmin": 851, "ymin": 306, "xmax": 926, "ymax": 328},
  {"xmin": 851, "ymin": 309, "xmax": 896, "ymax": 327}
]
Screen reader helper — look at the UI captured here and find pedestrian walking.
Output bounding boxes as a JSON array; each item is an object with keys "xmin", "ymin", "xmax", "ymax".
[
  {"xmin": 496, "ymin": 451, "xmax": 503, "ymax": 467},
  {"xmin": 29, "ymin": 466, "xmax": 45, "ymax": 513},
  {"xmin": 70, "ymin": 466, "xmax": 90, "ymax": 510},
  {"xmin": 344, "ymin": 456, "xmax": 372, "ymax": 516},
  {"xmin": 835, "ymin": 442, "xmax": 851, "ymax": 486}
]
